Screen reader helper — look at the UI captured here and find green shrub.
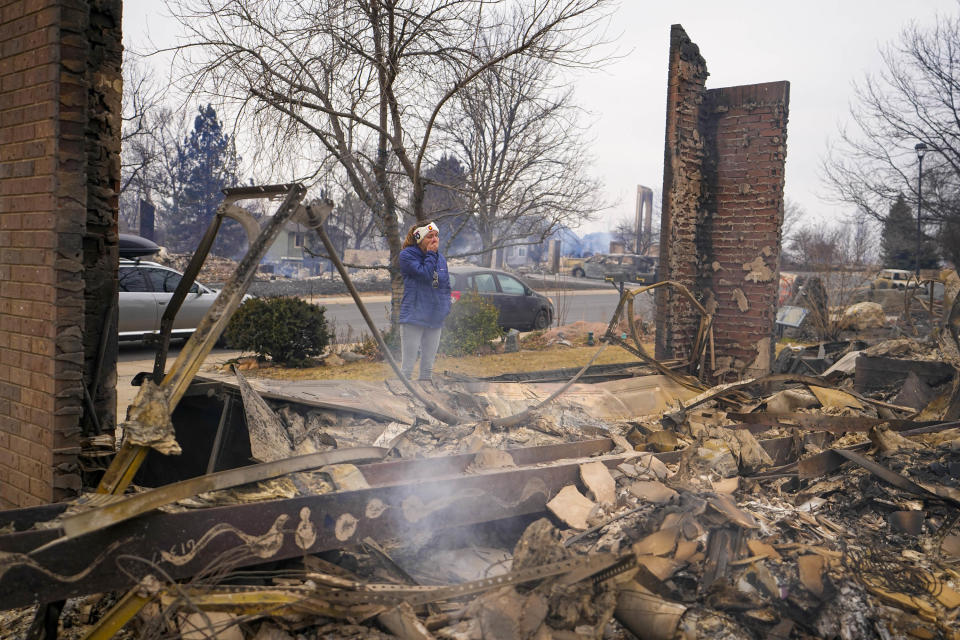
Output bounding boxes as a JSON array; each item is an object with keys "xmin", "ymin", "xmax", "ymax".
[
  {"xmin": 225, "ymin": 297, "xmax": 331, "ymax": 366},
  {"xmin": 440, "ymin": 292, "xmax": 503, "ymax": 356}
]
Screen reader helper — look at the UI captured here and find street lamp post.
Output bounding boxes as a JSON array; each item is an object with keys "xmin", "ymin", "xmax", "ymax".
[{"xmin": 915, "ymin": 142, "xmax": 928, "ymax": 278}]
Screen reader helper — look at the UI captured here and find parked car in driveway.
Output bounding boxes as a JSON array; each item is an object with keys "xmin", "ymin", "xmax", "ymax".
[
  {"xmin": 571, "ymin": 253, "xmax": 658, "ymax": 283},
  {"xmin": 118, "ymin": 260, "xmax": 223, "ymax": 341},
  {"xmin": 448, "ymin": 266, "xmax": 553, "ymax": 330}
]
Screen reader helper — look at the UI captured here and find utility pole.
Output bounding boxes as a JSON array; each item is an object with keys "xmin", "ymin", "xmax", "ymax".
[{"xmin": 914, "ymin": 142, "xmax": 928, "ymax": 278}]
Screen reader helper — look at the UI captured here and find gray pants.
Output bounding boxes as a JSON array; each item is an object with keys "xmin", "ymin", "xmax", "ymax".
[{"xmin": 400, "ymin": 323, "xmax": 442, "ymax": 381}]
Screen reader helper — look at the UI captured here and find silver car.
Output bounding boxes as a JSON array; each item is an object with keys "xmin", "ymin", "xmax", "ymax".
[{"xmin": 118, "ymin": 260, "xmax": 221, "ymax": 340}]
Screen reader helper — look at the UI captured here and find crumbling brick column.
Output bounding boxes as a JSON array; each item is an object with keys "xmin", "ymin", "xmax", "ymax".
[
  {"xmin": 0, "ymin": 0, "xmax": 121, "ymax": 508},
  {"xmin": 655, "ymin": 25, "xmax": 789, "ymax": 382}
]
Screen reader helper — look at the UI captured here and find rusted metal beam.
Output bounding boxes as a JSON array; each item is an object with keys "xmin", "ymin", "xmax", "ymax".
[
  {"xmin": 0, "ymin": 439, "xmax": 620, "ymax": 534},
  {"xmin": 0, "ymin": 453, "xmax": 625, "ymax": 608},
  {"xmin": 0, "ymin": 434, "xmax": 810, "ymax": 609},
  {"xmin": 725, "ymin": 412, "xmax": 941, "ymax": 433}
]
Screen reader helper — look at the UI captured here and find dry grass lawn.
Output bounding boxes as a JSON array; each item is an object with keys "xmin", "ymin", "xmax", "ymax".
[{"xmin": 252, "ymin": 342, "xmax": 652, "ymax": 382}]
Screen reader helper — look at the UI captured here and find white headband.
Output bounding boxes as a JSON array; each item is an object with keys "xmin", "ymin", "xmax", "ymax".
[{"xmin": 413, "ymin": 222, "xmax": 438, "ymax": 242}]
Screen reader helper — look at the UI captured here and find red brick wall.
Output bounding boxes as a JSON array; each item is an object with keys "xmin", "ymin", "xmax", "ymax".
[
  {"xmin": 655, "ymin": 24, "xmax": 710, "ymax": 366},
  {"xmin": 703, "ymin": 82, "xmax": 789, "ymax": 379},
  {"xmin": 656, "ymin": 25, "xmax": 789, "ymax": 382},
  {"xmin": 1, "ymin": 0, "xmax": 63, "ymax": 508},
  {"xmin": 0, "ymin": 0, "xmax": 120, "ymax": 508}
]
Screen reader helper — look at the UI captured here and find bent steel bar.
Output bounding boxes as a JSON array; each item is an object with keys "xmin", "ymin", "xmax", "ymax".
[
  {"xmin": 97, "ymin": 184, "xmax": 308, "ymax": 496},
  {"xmin": 602, "ymin": 280, "xmax": 708, "ymax": 389}
]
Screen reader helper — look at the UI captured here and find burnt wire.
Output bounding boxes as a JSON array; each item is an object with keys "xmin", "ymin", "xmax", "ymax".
[
  {"xmin": 841, "ymin": 539, "xmax": 941, "ymax": 598},
  {"xmin": 113, "ymin": 548, "xmax": 321, "ymax": 640},
  {"xmin": 114, "ymin": 554, "xmax": 219, "ymax": 640}
]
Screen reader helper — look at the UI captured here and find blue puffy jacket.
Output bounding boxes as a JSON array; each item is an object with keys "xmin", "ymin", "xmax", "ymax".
[{"xmin": 398, "ymin": 245, "xmax": 451, "ymax": 328}]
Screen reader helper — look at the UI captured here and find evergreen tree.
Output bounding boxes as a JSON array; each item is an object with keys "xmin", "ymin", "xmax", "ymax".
[
  {"xmin": 422, "ymin": 155, "xmax": 477, "ymax": 256},
  {"xmin": 880, "ymin": 193, "xmax": 938, "ymax": 269},
  {"xmin": 166, "ymin": 105, "xmax": 244, "ymax": 257}
]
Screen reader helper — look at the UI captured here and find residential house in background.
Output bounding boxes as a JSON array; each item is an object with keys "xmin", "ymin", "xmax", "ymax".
[{"xmin": 263, "ymin": 222, "xmax": 309, "ymax": 276}]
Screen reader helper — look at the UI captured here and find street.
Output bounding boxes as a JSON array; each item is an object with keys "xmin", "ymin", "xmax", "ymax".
[
  {"xmin": 116, "ymin": 285, "xmax": 655, "ymax": 413},
  {"xmin": 308, "ymin": 286, "xmax": 656, "ymax": 334}
]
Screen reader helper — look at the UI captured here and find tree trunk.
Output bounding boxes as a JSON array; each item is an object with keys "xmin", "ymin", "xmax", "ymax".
[{"xmin": 479, "ymin": 228, "xmax": 494, "ymax": 267}]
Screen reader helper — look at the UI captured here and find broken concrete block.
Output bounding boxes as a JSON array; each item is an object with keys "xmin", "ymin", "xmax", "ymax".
[
  {"xmin": 632, "ymin": 526, "xmax": 679, "ymax": 557},
  {"xmin": 628, "ymin": 480, "xmax": 678, "ymax": 504},
  {"xmin": 546, "ymin": 485, "xmax": 598, "ymax": 530},
  {"xmin": 629, "ymin": 452, "xmax": 671, "ymax": 481},
  {"xmin": 580, "ymin": 461, "xmax": 616, "ymax": 506}
]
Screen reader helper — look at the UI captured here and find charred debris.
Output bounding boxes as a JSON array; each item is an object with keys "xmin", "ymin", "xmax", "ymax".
[{"xmin": 3, "ymin": 189, "xmax": 960, "ymax": 639}]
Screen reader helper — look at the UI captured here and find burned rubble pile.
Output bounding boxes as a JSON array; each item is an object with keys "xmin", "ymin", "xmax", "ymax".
[
  {"xmin": 2, "ymin": 334, "xmax": 960, "ymax": 640},
  {"xmin": 152, "ymin": 249, "xmax": 246, "ymax": 285}
]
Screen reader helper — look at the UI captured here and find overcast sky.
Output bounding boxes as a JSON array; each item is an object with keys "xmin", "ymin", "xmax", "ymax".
[{"xmin": 123, "ymin": 0, "xmax": 959, "ymax": 234}]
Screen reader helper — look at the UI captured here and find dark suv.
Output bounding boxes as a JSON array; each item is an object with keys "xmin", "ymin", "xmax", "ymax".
[
  {"xmin": 448, "ymin": 266, "xmax": 554, "ymax": 330},
  {"xmin": 572, "ymin": 253, "xmax": 658, "ymax": 283}
]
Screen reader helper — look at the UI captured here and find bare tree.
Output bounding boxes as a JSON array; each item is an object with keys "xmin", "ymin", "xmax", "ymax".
[
  {"xmin": 822, "ymin": 9, "xmax": 960, "ymax": 264},
  {"xmin": 118, "ymin": 56, "xmax": 202, "ymax": 244},
  {"xmin": 439, "ymin": 44, "xmax": 605, "ymax": 265},
  {"xmin": 781, "ymin": 198, "xmax": 806, "ymax": 252},
  {"xmin": 165, "ymin": 0, "xmax": 613, "ymax": 321},
  {"xmin": 330, "ymin": 189, "xmax": 379, "ymax": 251},
  {"xmin": 788, "ymin": 224, "xmax": 845, "ymax": 269},
  {"xmin": 788, "ymin": 221, "xmax": 874, "ymax": 339},
  {"xmin": 850, "ymin": 213, "xmax": 877, "ymax": 266},
  {"xmin": 119, "ymin": 59, "xmax": 168, "ymax": 231},
  {"xmin": 611, "ymin": 214, "xmax": 659, "ymax": 254}
]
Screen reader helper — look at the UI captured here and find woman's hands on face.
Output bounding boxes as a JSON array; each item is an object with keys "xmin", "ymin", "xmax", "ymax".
[{"xmin": 422, "ymin": 232, "xmax": 440, "ymax": 253}]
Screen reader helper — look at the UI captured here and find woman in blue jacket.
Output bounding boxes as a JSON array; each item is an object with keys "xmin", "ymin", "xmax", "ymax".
[{"xmin": 398, "ymin": 221, "xmax": 451, "ymax": 382}]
